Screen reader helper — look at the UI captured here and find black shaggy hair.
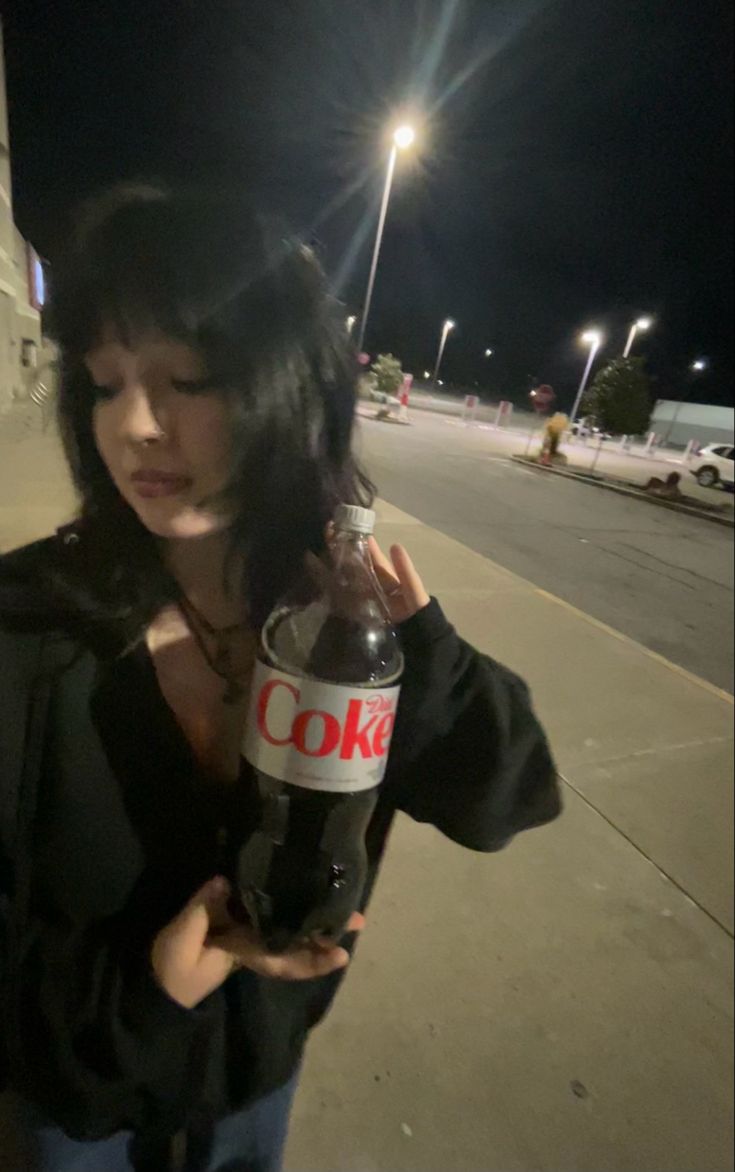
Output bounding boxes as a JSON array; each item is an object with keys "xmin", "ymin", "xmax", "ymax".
[{"xmin": 48, "ymin": 183, "xmax": 372, "ymax": 637}]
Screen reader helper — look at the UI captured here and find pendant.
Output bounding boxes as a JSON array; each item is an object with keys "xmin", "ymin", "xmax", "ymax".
[
  {"xmin": 223, "ymin": 678, "xmax": 244, "ymax": 705},
  {"xmin": 214, "ymin": 644, "xmax": 234, "ymax": 676}
]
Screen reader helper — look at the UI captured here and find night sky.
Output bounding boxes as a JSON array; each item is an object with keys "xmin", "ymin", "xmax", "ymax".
[{"xmin": 2, "ymin": 0, "xmax": 733, "ymax": 410}]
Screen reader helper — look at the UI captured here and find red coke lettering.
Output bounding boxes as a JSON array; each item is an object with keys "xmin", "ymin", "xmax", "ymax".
[
  {"xmin": 340, "ymin": 699, "xmax": 378, "ymax": 760},
  {"xmin": 257, "ymin": 678, "xmax": 299, "ymax": 746},
  {"xmin": 372, "ymin": 713, "xmax": 395, "ymax": 758},
  {"xmin": 292, "ymin": 710, "xmax": 342, "ymax": 758},
  {"xmin": 252, "ymin": 671, "xmax": 398, "ymax": 776}
]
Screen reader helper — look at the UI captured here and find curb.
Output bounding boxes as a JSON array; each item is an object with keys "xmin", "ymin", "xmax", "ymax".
[
  {"xmin": 511, "ymin": 456, "xmax": 735, "ymax": 529},
  {"xmin": 356, "ymin": 408, "xmax": 411, "ymax": 426}
]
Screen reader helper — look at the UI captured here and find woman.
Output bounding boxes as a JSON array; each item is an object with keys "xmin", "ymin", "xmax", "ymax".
[{"xmin": 0, "ymin": 186, "xmax": 560, "ymax": 1171}]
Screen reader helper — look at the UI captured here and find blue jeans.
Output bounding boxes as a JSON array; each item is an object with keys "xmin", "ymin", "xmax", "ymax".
[{"xmin": 0, "ymin": 1077, "xmax": 298, "ymax": 1172}]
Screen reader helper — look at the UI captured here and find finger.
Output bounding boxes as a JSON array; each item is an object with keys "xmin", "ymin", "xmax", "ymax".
[
  {"xmin": 218, "ymin": 914, "xmax": 365, "ymax": 956},
  {"xmin": 219, "ymin": 912, "xmax": 365, "ymax": 980},
  {"xmin": 168, "ymin": 877, "xmax": 232, "ymax": 968},
  {"xmin": 310, "ymin": 910, "xmax": 367, "ymax": 951},
  {"xmin": 207, "ymin": 922, "xmax": 260, "ymax": 957},
  {"xmin": 390, "ymin": 545, "xmax": 430, "ymax": 611},
  {"xmin": 267, "ymin": 945, "xmax": 351, "ymax": 981},
  {"xmin": 368, "ymin": 537, "xmax": 400, "ymax": 592},
  {"xmin": 199, "ymin": 877, "xmax": 232, "ymax": 925},
  {"xmin": 221, "ymin": 935, "xmax": 350, "ymax": 981},
  {"xmin": 368, "ymin": 537, "xmax": 396, "ymax": 577}
]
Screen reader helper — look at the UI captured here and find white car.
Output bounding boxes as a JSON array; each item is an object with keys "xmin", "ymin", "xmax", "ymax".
[
  {"xmin": 691, "ymin": 444, "xmax": 735, "ymax": 490},
  {"xmin": 570, "ymin": 419, "xmax": 612, "ymax": 441}
]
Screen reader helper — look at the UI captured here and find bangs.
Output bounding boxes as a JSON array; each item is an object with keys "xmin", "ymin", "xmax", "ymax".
[
  {"xmin": 51, "ymin": 190, "xmax": 198, "ymax": 356},
  {"xmin": 49, "ymin": 185, "xmax": 310, "ymax": 372},
  {"xmin": 53, "ymin": 261, "xmax": 195, "ymax": 360}
]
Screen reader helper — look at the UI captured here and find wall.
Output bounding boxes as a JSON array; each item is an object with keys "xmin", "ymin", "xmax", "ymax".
[
  {"xmin": 650, "ymin": 400, "xmax": 735, "ymax": 448},
  {"xmin": 0, "ymin": 20, "xmax": 42, "ymax": 414}
]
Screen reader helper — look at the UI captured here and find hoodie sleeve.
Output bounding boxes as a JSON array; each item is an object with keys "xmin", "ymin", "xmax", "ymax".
[{"xmin": 386, "ymin": 599, "xmax": 561, "ymax": 851}]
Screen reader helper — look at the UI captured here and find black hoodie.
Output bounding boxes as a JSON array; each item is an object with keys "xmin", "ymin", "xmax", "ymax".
[{"xmin": 0, "ymin": 527, "xmax": 560, "ymax": 1146}]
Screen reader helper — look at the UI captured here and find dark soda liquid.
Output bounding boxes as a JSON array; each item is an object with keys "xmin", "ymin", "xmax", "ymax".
[{"xmin": 237, "ymin": 608, "xmax": 401, "ymax": 951}]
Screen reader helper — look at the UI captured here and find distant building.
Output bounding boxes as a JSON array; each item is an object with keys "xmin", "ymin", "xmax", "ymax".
[
  {"xmin": 650, "ymin": 400, "xmax": 735, "ymax": 449},
  {"xmin": 1, "ymin": 19, "xmax": 47, "ymax": 415}
]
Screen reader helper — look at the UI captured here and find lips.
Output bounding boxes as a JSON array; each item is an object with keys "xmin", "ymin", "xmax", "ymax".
[{"xmin": 130, "ymin": 470, "xmax": 193, "ymax": 499}]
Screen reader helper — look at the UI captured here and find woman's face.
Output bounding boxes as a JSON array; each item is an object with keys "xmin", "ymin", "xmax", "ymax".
[{"xmin": 85, "ymin": 333, "xmax": 234, "ymax": 541}]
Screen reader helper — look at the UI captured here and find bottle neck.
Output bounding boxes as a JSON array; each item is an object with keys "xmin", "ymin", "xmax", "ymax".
[
  {"xmin": 332, "ymin": 528, "xmax": 372, "ymax": 558},
  {"xmin": 329, "ymin": 528, "xmax": 379, "ymax": 606}
]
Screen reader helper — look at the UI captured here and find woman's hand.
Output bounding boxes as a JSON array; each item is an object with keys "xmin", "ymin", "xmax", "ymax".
[
  {"xmin": 152, "ymin": 878, "xmax": 365, "ymax": 1009},
  {"xmin": 368, "ymin": 540, "xmax": 430, "ymax": 624},
  {"xmin": 315, "ymin": 530, "xmax": 430, "ymax": 624}
]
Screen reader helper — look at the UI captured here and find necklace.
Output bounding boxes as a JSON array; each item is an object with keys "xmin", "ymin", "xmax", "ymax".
[{"xmin": 178, "ymin": 593, "xmax": 254, "ymax": 705}]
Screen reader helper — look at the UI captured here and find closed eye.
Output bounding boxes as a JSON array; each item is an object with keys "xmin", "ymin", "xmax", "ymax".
[
  {"xmin": 90, "ymin": 383, "xmax": 119, "ymax": 401},
  {"xmin": 89, "ymin": 378, "xmax": 216, "ymax": 399},
  {"xmin": 171, "ymin": 378, "xmax": 216, "ymax": 395}
]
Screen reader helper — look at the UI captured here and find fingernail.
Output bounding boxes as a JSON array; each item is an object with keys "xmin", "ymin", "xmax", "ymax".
[{"xmin": 208, "ymin": 876, "xmax": 230, "ymax": 896}]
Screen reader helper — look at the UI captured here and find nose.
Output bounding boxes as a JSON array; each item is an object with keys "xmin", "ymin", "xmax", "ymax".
[{"xmin": 117, "ymin": 382, "xmax": 168, "ymax": 446}]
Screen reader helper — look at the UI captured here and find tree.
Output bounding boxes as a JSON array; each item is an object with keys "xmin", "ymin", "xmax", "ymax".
[
  {"xmin": 581, "ymin": 357, "xmax": 653, "ymax": 436},
  {"xmin": 371, "ymin": 353, "xmax": 403, "ymax": 397}
]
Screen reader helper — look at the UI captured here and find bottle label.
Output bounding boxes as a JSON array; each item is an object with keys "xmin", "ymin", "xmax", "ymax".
[{"xmin": 242, "ymin": 661, "xmax": 402, "ymax": 793}]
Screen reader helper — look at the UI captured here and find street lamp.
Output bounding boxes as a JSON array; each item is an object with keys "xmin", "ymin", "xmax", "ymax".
[
  {"xmin": 623, "ymin": 316, "xmax": 653, "ymax": 358},
  {"xmin": 484, "ymin": 348, "xmax": 494, "ymax": 358},
  {"xmin": 661, "ymin": 358, "xmax": 710, "ymax": 444},
  {"xmin": 432, "ymin": 319, "xmax": 455, "ymax": 386},
  {"xmin": 356, "ymin": 123, "xmax": 416, "ymax": 352},
  {"xmin": 569, "ymin": 329, "xmax": 603, "ymax": 425},
  {"xmin": 346, "ymin": 315, "xmax": 356, "ymax": 336}
]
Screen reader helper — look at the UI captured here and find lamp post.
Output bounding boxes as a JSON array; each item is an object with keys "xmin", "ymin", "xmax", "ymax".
[
  {"xmin": 623, "ymin": 316, "xmax": 653, "ymax": 358},
  {"xmin": 661, "ymin": 358, "xmax": 709, "ymax": 445},
  {"xmin": 432, "ymin": 319, "xmax": 455, "ymax": 386},
  {"xmin": 356, "ymin": 124, "xmax": 415, "ymax": 352},
  {"xmin": 569, "ymin": 329, "xmax": 603, "ymax": 425}
]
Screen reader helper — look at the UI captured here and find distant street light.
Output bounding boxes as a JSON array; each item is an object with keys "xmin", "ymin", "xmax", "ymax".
[
  {"xmin": 484, "ymin": 348, "xmax": 494, "ymax": 358},
  {"xmin": 346, "ymin": 315, "xmax": 356, "ymax": 336},
  {"xmin": 432, "ymin": 319, "xmax": 455, "ymax": 387},
  {"xmin": 357, "ymin": 123, "xmax": 416, "ymax": 352},
  {"xmin": 569, "ymin": 329, "xmax": 603, "ymax": 425},
  {"xmin": 662, "ymin": 358, "xmax": 710, "ymax": 444},
  {"xmin": 623, "ymin": 316, "xmax": 653, "ymax": 358},
  {"xmin": 423, "ymin": 370, "xmax": 431, "ymax": 380}
]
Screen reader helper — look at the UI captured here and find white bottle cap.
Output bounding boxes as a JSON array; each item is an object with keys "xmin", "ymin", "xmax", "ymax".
[{"xmin": 334, "ymin": 504, "xmax": 376, "ymax": 535}]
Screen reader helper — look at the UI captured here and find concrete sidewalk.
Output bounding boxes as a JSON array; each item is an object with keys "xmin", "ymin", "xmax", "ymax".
[
  {"xmin": 0, "ymin": 407, "xmax": 77, "ymax": 552},
  {"xmin": 1, "ymin": 412, "xmax": 733, "ymax": 1171},
  {"xmin": 286, "ymin": 500, "xmax": 733, "ymax": 1172}
]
